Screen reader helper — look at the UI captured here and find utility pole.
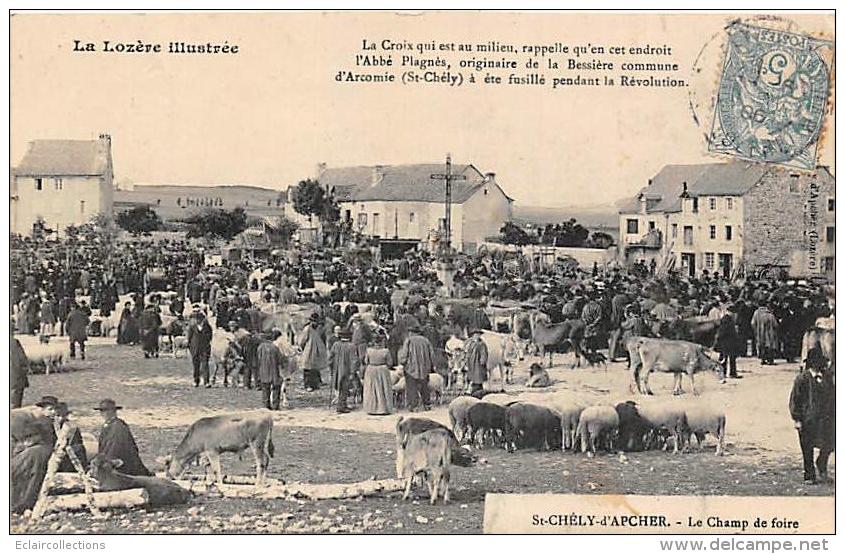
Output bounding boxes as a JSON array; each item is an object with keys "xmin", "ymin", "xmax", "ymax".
[{"xmin": 431, "ymin": 153, "xmax": 466, "ymax": 254}]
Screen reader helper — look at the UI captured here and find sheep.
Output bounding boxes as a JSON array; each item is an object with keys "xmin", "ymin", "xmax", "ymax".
[
  {"xmin": 637, "ymin": 403, "xmax": 688, "ymax": 454},
  {"xmin": 550, "ymin": 401, "xmax": 585, "ymax": 451},
  {"xmin": 392, "ymin": 373, "xmax": 445, "ymax": 408},
  {"xmin": 465, "ymin": 402, "xmax": 508, "ymax": 448},
  {"xmin": 504, "ymin": 402, "xmax": 562, "ymax": 452},
  {"xmin": 25, "ymin": 339, "xmax": 65, "ymax": 374},
  {"xmin": 683, "ymin": 404, "xmax": 727, "ymax": 456},
  {"xmin": 614, "ymin": 401, "xmax": 652, "ymax": 452},
  {"xmin": 448, "ymin": 396, "xmax": 479, "ymax": 442},
  {"xmin": 574, "ymin": 405, "xmax": 619, "ymax": 457}
]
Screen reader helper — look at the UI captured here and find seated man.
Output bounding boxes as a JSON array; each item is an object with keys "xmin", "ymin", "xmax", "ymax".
[
  {"xmin": 11, "ymin": 396, "xmax": 58, "ymax": 513},
  {"xmin": 95, "ymin": 398, "xmax": 152, "ymax": 476}
]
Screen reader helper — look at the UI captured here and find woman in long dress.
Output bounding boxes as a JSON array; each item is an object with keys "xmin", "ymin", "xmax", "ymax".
[
  {"xmin": 362, "ymin": 333, "xmax": 394, "ymax": 415},
  {"xmin": 117, "ymin": 302, "xmax": 139, "ymax": 345}
]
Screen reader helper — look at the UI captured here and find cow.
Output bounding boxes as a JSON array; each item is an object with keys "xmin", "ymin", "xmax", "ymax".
[
  {"xmin": 800, "ymin": 327, "xmax": 834, "ymax": 371},
  {"xmin": 88, "ymin": 455, "xmax": 192, "ymax": 507},
  {"xmin": 529, "ymin": 312, "xmax": 586, "ymax": 368},
  {"xmin": 396, "ymin": 426, "xmax": 452, "ymax": 505},
  {"xmin": 164, "ymin": 414, "xmax": 275, "ymax": 487},
  {"xmin": 503, "ymin": 402, "xmax": 562, "ymax": 452},
  {"xmin": 210, "ymin": 330, "xmax": 244, "ymax": 387},
  {"xmin": 627, "ymin": 337, "xmax": 725, "ymax": 396},
  {"xmin": 394, "ymin": 416, "xmax": 475, "ymax": 470}
]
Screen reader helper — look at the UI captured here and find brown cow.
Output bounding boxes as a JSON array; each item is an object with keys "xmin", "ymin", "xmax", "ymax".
[{"xmin": 165, "ymin": 414, "xmax": 274, "ymax": 486}]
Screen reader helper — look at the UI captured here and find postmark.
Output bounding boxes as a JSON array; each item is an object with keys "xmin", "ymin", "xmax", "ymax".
[{"xmin": 709, "ymin": 22, "xmax": 833, "ymax": 169}]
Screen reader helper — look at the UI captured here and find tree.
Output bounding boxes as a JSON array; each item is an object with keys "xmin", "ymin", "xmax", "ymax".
[
  {"xmin": 291, "ymin": 179, "xmax": 342, "ymax": 246},
  {"xmin": 499, "ymin": 221, "xmax": 536, "ymax": 245},
  {"xmin": 291, "ymin": 179, "xmax": 328, "ymax": 224},
  {"xmin": 184, "ymin": 207, "xmax": 248, "ymax": 240},
  {"xmin": 116, "ymin": 205, "xmax": 163, "ymax": 236},
  {"xmin": 585, "ymin": 231, "xmax": 615, "ymax": 249},
  {"xmin": 541, "ymin": 218, "xmax": 589, "ymax": 247}
]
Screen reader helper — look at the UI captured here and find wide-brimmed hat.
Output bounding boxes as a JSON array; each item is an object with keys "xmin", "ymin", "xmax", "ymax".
[
  {"xmin": 35, "ymin": 395, "xmax": 59, "ymax": 408},
  {"xmin": 94, "ymin": 398, "xmax": 123, "ymax": 411},
  {"xmin": 804, "ymin": 347, "xmax": 828, "ymax": 371},
  {"xmin": 55, "ymin": 402, "xmax": 71, "ymax": 416}
]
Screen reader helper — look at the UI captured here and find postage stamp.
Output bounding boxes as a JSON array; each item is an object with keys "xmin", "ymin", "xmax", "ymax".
[{"xmin": 709, "ymin": 22, "xmax": 833, "ymax": 169}]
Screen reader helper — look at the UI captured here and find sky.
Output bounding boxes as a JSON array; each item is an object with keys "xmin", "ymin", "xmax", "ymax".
[{"xmin": 10, "ymin": 12, "xmax": 834, "ymax": 208}]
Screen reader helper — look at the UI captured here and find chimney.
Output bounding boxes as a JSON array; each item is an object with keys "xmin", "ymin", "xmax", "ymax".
[
  {"xmin": 648, "ymin": 178, "xmax": 653, "ymax": 185},
  {"xmin": 682, "ymin": 181, "xmax": 688, "ymax": 194},
  {"xmin": 371, "ymin": 165, "xmax": 383, "ymax": 187},
  {"xmin": 316, "ymin": 162, "xmax": 327, "ymax": 177},
  {"xmin": 485, "ymin": 172, "xmax": 496, "ymax": 182}
]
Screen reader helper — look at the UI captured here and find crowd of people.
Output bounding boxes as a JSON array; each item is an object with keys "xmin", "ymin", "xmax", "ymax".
[{"xmin": 9, "ymin": 230, "xmax": 836, "ymax": 489}]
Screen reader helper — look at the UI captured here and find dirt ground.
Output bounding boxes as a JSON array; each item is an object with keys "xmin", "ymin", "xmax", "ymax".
[{"xmin": 11, "ymin": 338, "xmax": 834, "ymax": 534}]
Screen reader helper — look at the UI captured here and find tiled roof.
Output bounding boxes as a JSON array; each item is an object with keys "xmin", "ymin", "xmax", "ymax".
[
  {"xmin": 15, "ymin": 139, "xmax": 110, "ymax": 176},
  {"xmin": 620, "ymin": 161, "xmax": 775, "ymax": 214},
  {"xmin": 319, "ymin": 163, "xmax": 512, "ymax": 204}
]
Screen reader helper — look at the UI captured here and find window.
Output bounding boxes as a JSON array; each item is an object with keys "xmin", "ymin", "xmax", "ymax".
[
  {"xmin": 409, "ymin": 212, "xmax": 415, "ymax": 223},
  {"xmin": 726, "ymin": 198, "xmax": 734, "ymax": 210},
  {"xmin": 829, "ymin": 198, "xmax": 835, "ymax": 212},
  {"xmin": 358, "ymin": 213, "xmax": 367, "ymax": 229},
  {"xmin": 692, "ymin": 198, "xmax": 699, "ymax": 213},
  {"xmin": 35, "ymin": 178, "xmax": 43, "ymax": 191},
  {"xmin": 648, "ymin": 221, "xmax": 656, "ymax": 231},
  {"xmin": 626, "ymin": 219, "xmax": 639, "ymax": 234},
  {"xmin": 826, "ymin": 227, "xmax": 835, "ymax": 243},
  {"xmin": 709, "ymin": 198, "xmax": 717, "ymax": 210},
  {"xmin": 789, "ymin": 177, "xmax": 800, "ymax": 193},
  {"xmin": 54, "ymin": 178, "xmax": 63, "ymax": 190},
  {"xmin": 671, "ymin": 224, "xmax": 678, "ymax": 238},
  {"xmin": 372, "ymin": 213, "xmax": 380, "ymax": 234},
  {"xmin": 683, "ymin": 226, "xmax": 693, "ymax": 246},
  {"xmin": 725, "ymin": 225, "xmax": 732, "ymax": 241},
  {"xmin": 709, "ymin": 225, "xmax": 716, "ymax": 240},
  {"xmin": 824, "ymin": 257, "xmax": 835, "ymax": 272},
  {"xmin": 80, "ymin": 200, "xmax": 85, "ymax": 215},
  {"xmin": 705, "ymin": 252, "xmax": 715, "ymax": 270}
]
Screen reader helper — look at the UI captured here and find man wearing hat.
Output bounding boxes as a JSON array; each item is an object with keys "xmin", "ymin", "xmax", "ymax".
[
  {"xmin": 398, "ymin": 324, "xmax": 435, "ymax": 411},
  {"xmin": 298, "ymin": 312, "xmax": 328, "ymax": 391},
  {"xmin": 96, "ymin": 399, "xmax": 152, "ymax": 476},
  {"xmin": 56, "ymin": 402, "xmax": 89, "ymax": 472},
  {"xmin": 10, "ymin": 396, "xmax": 58, "ymax": 513},
  {"xmin": 187, "ymin": 305, "xmax": 213, "ymax": 387},
  {"xmin": 328, "ymin": 328, "xmax": 360, "ymax": 414},
  {"xmin": 464, "ymin": 328, "xmax": 489, "ymax": 395},
  {"xmin": 65, "ymin": 302, "xmax": 90, "ymax": 360},
  {"xmin": 789, "ymin": 347, "xmax": 835, "ymax": 484}
]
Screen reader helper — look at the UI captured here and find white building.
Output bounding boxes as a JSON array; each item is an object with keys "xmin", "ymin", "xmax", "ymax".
[
  {"xmin": 318, "ymin": 162, "xmax": 514, "ymax": 253},
  {"xmin": 11, "ymin": 135, "xmax": 114, "ymax": 236},
  {"xmin": 619, "ymin": 162, "xmax": 835, "ymax": 279}
]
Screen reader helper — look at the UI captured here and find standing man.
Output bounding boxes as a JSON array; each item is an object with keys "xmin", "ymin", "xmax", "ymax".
[
  {"xmin": 713, "ymin": 311, "xmax": 741, "ymax": 379},
  {"xmin": 298, "ymin": 312, "xmax": 328, "ymax": 391},
  {"xmin": 187, "ymin": 306, "xmax": 213, "ymax": 388},
  {"xmin": 398, "ymin": 325, "xmax": 435, "ymax": 412},
  {"xmin": 139, "ymin": 304, "xmax": 162, "ymax": 359},
  {"xmin": 328, "ymin": 328, "xmax": 359, "ymax": 414},
  {"xmin": 789, "ymin": 347, "xmax": 835, "ymax": 484},
  {"xmin": 10, "ymin": 333, "xmax": 29, "ymax": 408},
  {"xmin": 464, "ymin": 328, "xmax": 489, "ymax": 395},
  {"xmin": 751, "ymin": 302, "xmax": 779, "ymax": 365},
  {"xmin": 95, "ymin": 398, "xmax": 152, "ymax": 476},
  {"xmin": 256, "ymin": 336, "xmax": 287, "ymax": 410},
  {"xmin": 65, "ymin": 302, "xmax": 90, "ymax": 361}
]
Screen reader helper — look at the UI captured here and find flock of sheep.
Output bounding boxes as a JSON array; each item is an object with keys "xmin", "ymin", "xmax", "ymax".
[{"xmin": 446, "ymin": 392, "xmax": 727, "ymax": 457}]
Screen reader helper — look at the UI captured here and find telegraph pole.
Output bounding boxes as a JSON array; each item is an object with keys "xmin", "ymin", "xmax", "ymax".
[{"xmin": 431, "ymin": 153, "xmax": 466, "ymax": 254}]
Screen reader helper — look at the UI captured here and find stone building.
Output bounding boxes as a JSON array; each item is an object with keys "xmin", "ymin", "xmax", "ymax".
[
  {"xmin": 317, "ymin": 162, "xmax": 514, "ymax": 253},
  {"xmin": 11, "ymin": 134, "xmax": 114, "ymax": 236},
  {"xmin": 618, "ymin": 161, "xmax": 835, "ymax": 279}
]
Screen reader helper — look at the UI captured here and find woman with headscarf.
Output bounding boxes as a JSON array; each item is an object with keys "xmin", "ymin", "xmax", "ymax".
[{"xmin": 138, "ymin": 305, "xmax": 162, "ymax": 358}]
